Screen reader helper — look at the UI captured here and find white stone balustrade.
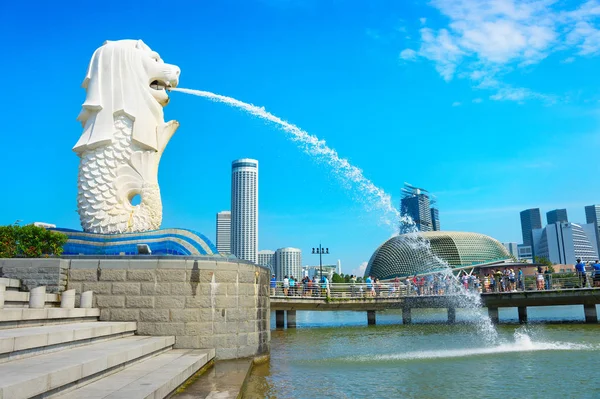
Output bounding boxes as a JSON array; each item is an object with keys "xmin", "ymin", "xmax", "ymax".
[
  {"xmin": 61, "ymin": 289, "xmax": 76, "ymax": 309},
  {"xmin": 80, "ymin": 291, "xmax": 94, "ymax": 309},
  {"xmin": 29, "ymin": 286, "xmax": 46, "ymax": 309}
]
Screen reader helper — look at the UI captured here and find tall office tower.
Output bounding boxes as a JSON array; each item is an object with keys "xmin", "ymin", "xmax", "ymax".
[
  {"xmin": 585, "ymin": 204, "xmax": 600, "ymax": 254},
  {"xmin": 215, "ymin": 211, "xmax": 231, "ymax": 254},
  {"xmin": 547, "ymin": 209, "xmax": 568, "ymax": 225},
  {"xmin": 520, "ymin": 208, "xmax": 542, "ymax": 248},
  {"xmin": 400, "ymin": 183, "xmax": 433, "ymax": 232},
  {"xmin": 275, "ymin": 248, "xmax": 302, "ymax": 280},
  {"xmin": 231, "ymin": 159, "xmax": 258, "ymax": 263},
  {"xmin": 430, "ymin": 207, "xmax": 440, "ymax": 231},
  {"xmin": 258, "ymin": 250, "xmax": 275, "ymax": 275}
]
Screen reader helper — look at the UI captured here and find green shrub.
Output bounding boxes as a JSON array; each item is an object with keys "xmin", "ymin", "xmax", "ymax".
[{"xmin": 0, "ymin": 225, "xmax": 67, "ymax": 258}]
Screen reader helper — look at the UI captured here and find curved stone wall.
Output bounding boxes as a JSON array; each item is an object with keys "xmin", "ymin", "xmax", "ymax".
[{"xmin": 66, "ymin": 257, "xmax": 270, "ymax": 360}]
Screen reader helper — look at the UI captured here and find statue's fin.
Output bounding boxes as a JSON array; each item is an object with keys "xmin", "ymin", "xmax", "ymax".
[{"xmin": 115, "ymin": 151, "xmax": 157, "ymax": 208}]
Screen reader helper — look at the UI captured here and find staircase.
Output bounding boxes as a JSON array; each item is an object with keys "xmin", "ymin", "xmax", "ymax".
[{"xmin": 0, "ymin": 278, "xmax": 214, "ymax": 399}]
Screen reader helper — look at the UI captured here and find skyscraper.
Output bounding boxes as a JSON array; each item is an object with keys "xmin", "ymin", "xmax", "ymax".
[
  {"xmin": 502, "ymin": 242, "xmax": 519, "ymax": 259},
  {"xmin": 532, "ymin": 222, "xmax": 598, "ymax": 264},
  {"xmin": 231, "ymin": 159, "xmax": 258, "ymax": 263},
  {"xmin": 400, "ymin": 183, "xmax": 438, "ymax": 232},
  {"xmin": 520, "ymin": 208, "xmax": 542, "ymax": 248},
  {"xmin": 275, "ymin": 247, "xmax": 302, "ymax": 280},
  {"xmin": 585, "ymin": 204, "xmax": 600, "ymax": 253},
  {"xmin": 215, "ymin": 211, "xmax": 231, "ymax": 254},
  {"xmin": 258, "ymin": 250, "xmax": 275, "ymax": 274},
  {"xmin": 430, "ymin": 207, "xmax": 440, "ymax": 231},
  {"xmin": 547, "ymin": 209, "xmax": 568, "ymax": 225}
]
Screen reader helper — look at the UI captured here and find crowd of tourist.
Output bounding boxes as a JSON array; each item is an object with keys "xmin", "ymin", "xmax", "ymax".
[
  {"xmin": 270, "ymin": 274, "xmax": 332, "ymax": 297},
  {"xmin": 269, "ymin": 258, "xmax": 600, "ymax": 297}
]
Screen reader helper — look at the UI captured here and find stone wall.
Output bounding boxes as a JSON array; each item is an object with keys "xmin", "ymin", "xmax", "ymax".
[
  {"xmin": 66, "ymin": 258, "xmax": 270, "ymax": 360},
  {"xmin": 0, "ymin": 258, "xmax": 69, "ymax": 293}
]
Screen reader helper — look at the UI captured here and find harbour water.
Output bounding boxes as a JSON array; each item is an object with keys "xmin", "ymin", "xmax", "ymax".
[{"xmin": 244, "ymin": 307, "xmax": 600, "ymax": 398}]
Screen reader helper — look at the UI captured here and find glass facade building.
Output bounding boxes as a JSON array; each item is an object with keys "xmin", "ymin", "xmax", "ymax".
[
  {"xmin": 520, "ymin": 208, "xmax": 542, "ymax": 248},
  {"xmin": 585, "ymin": 204, "xmax": 600, "ymax": 254},
  {"xmin": 215, "ymin": 210, "xmax": 231, "ymax": 254},
  {"xmin": 546, "ymin": 209, "xmax": 568, "ymax": 225},
  {"xmin": 365, "ymin": 232, "xmax": 511, "ymax": 280}
]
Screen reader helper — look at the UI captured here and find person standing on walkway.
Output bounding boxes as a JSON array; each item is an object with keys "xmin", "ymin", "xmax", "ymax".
[
  {"xmin": 270, "ymin": 274, "xmax": 277, "ymax": 296},
  {"xmin": 283, "ymin": 275, "xmax": 290, "ymax": 296},
  {"xmin": 517, "ymin": 268, "xmax": 524, "ymax": 291},
  {"xmin": 536, "ymin": 266, "xmax": 544, "ymax": 290},
  {"xmin": 544, "ymin": 268, "xmax": 552, "ymax": 290},
  {"xmin": 592, "ymin": 260, "xmax": 600, "ymax": 287},
  {"xmin": 575, "ymin": 259, "xmax": 587, "ymax": 287},
  {"xmin": 350, "ymin": 275, "xmax": 357, "ymax": 297},
  {"xmin": 366, "ymin": 276, "xmax": 373, "ymax": 297}
]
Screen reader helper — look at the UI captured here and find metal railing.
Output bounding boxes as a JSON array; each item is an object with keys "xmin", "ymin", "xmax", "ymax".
[{"xmin": 269, "ymin": 272, "xmax": 600, "ymax": 299}]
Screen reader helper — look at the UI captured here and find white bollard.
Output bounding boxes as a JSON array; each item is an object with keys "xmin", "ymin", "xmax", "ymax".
[
  {"xmin": 80, "ymin": 291, "xmax": 93, "ymax": 309},
  {"xmin": 29, "ymin": 286, "xmax": 46, "ymax": 309},
  {"xmin": 0, "ymin": 285, "xmax": 5, "ymax": 309},
  {"xmin": 61, "ymin": 289, "xmax": 76, "ymax": 309}
]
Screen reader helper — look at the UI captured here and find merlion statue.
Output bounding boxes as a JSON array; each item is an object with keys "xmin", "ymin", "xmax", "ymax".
[{"xmin": 74, "ymin": 40, "xmax": 180, "ymax": 234}]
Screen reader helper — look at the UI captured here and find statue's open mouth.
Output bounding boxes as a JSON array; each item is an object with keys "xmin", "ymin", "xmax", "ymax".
[{"xmin": 150, "ymin": 79, "xmax": 169, "ymax": 91}]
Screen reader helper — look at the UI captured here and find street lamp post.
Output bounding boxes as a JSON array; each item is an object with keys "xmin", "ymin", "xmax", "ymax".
[{"xmin": 312, "ymin": 244, "xmax": 329, "ymax": 281}]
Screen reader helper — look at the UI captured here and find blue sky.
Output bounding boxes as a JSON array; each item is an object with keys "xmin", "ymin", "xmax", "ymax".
[{"xmin": 1, "ymin": 0, "xmax": 600, "ymax": 275}]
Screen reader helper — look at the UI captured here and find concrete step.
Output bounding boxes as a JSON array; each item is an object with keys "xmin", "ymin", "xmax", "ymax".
[
  {"xmin": 0, "ymin": 335, "xmax": 175, "ymax": 399},
  {"xmin": 54, "ymin": 349, "xmax": 216, "ymax": 399},
  {"xmin": 0, "ymin": 308, "xmax": 100, "ymax": 329},
  {"xmin": 2, "ymin": 290, "xmax": 61, "ymax": 308},
  {"xmin": 0, "ymin": 321, "xmax": 137, "ymax": 363},
  {"xmin": 0, "ymin": 278, "xmax": 21, "ymax": 291}
]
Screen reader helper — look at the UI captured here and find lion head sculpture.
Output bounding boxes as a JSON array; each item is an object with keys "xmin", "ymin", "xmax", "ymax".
[{"xmin": 73, "ymin": 40, "xmax": 180, "ymax": 153}]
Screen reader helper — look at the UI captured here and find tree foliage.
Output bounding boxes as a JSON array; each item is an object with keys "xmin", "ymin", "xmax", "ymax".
[
  {"xmin": 535, "ymin": 256, "xmax": 553, "ymax": 267},
  {"xmin": 0, "ymin": 225, "xmax": 68, "ymax": 258}
]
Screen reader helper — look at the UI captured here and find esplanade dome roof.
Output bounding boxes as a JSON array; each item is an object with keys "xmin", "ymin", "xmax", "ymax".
[{"xmin": 365, "ymin": 231, "xmax": 511, "ymax": 280}]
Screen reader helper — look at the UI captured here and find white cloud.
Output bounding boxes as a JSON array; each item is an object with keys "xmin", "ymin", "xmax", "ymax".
[
  {"xmin": 400, "ymin": 0, "xmax": 600, "ymax": 103},
  {"xmin": 399, "ymin": 48, "xmax": 418, "ymax": 60},
  {"xmin": 452, "ymin": 101, "xmax": 462, "ymax": 106},
  {"xmin": 350, "ymin": 261, "xmax": 368, "ymax": 278},
  {"xmin": 420, "ymin": 17, "xmax": 427, "ymax": 25},
  {"xmin": 489, "ymin": 86, "xmax": 557, "ymax": 103},
  {"xmin": 561, "ymin": 56, "xmax": 576, "ymax": 63},
  {"xmin": 472, "ymin": 97, "xmax": 483, "ymax": 103}
]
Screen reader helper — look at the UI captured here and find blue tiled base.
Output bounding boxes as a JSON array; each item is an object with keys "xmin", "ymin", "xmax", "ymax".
[{"xmin": 52, "ymin": 228, "xmax": 218, "ymax": 256}]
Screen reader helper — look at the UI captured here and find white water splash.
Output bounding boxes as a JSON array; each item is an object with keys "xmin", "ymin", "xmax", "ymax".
[
  {"xmin": 344, "ymin": 330, "xmax": 594, "ymax": 363},
  {"xmin": 171, "ymin": 87, "xmax": 400, "ymax": 229}
]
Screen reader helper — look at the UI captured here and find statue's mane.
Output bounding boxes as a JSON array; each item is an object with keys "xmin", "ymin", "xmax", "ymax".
[{"xmin": 73, "ymin": 40, "xmax": 164, "ymax": 153}]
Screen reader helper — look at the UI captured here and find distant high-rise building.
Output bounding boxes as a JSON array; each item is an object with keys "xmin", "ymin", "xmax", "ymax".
[
  {"xmin": 520, "ymin": 208, "xmax": 542, "ymax": 248},
  {"xmin": 547, "ymin": 209, "xmax": 568, "ymax": 225},
  {"xmin": 258, "ymin": 250, "xmax": 275, "ymax": 274},
  {"xmin": 502, "ymin": 242, "xmax": 519, "ymax": 259},
  {"xmin": 231, "ymin": 159, "xmax": 258, "ymax": 263},
  {"xmin": 275, "ymin": 248, "xmax": 302, "ymax": 280},
  {"xmin": 400, "ymin": 183, "xmax": 438, "ymax": 232},
  {"xmin": 215, "ymin": 211, "xmax": 231, "ymax": 254},
  {"xmin": 431, "ymin": 207, "xmax": 440, "ymax": 231},
  {"xmin": 585, "ymin": 205, "xmax": 600, "ymax": 253},
  {"xmin": 517, "ymin": 245, "xmax": 533, "ymax": 262},
  {"xmin": 532, "ymin": 222, "xmax": 598, "ymax": 264}
]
